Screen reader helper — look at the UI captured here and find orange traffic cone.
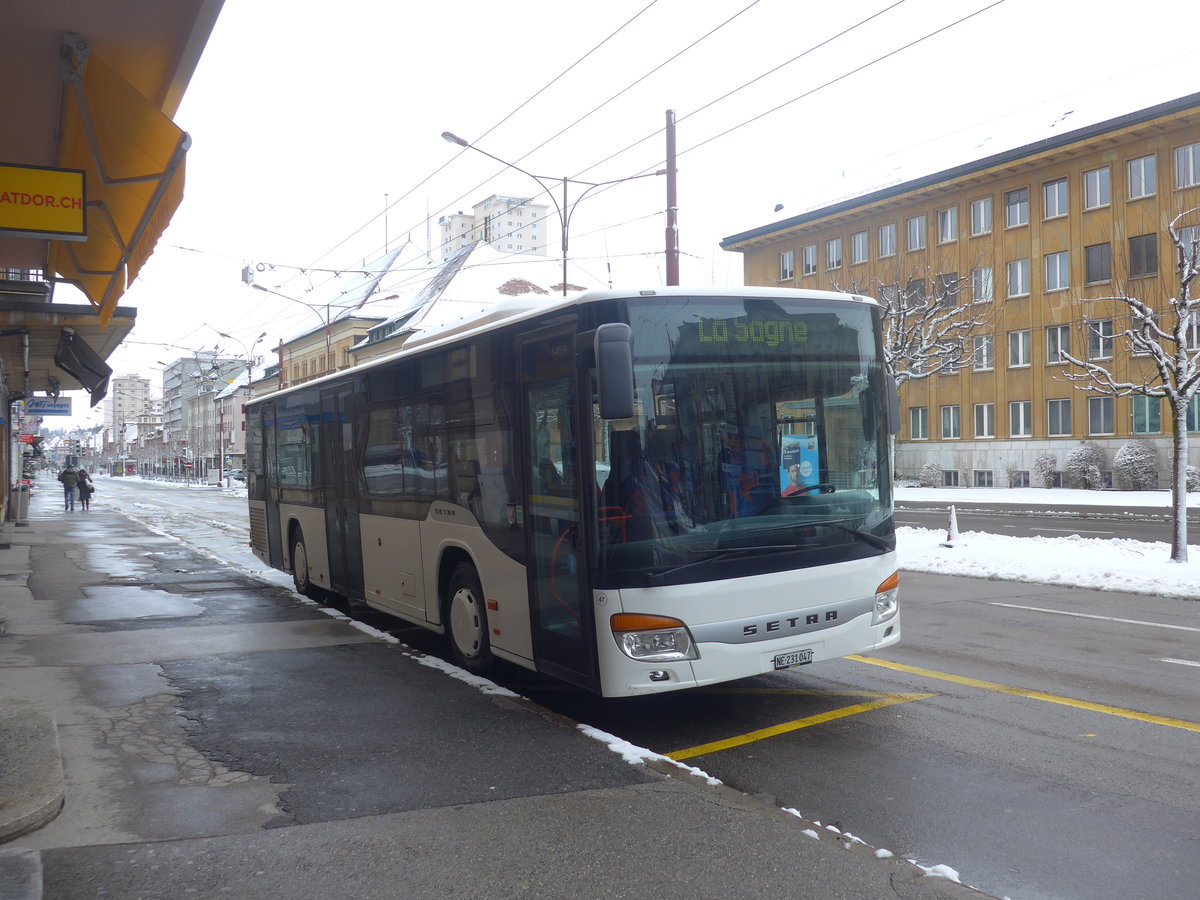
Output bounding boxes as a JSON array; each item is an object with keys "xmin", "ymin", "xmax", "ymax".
[{"xmin": 939, "ymin": 505, "xmax": 961, "ymax": 548}]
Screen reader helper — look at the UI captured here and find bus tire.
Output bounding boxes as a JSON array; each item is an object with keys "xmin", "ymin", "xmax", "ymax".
[
  {"xmin": 291, "ymin": 528, "xmax": 323, "ymax": 600},
  {"xmin": 445, "ymin": 562, "xmax": 493, "ymax": 674}
]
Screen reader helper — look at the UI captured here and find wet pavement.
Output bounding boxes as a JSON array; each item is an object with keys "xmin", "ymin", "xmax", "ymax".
[{"xmin": 1, "ymin": 482, "xmax": 991, "ymax": 899}]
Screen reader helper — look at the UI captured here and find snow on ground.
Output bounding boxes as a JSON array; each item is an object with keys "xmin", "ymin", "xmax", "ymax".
[
  {"xmin": 895, "ymin": 487, "xmax": 1199, "ymax": 599},
  {"xmin": 98, "ymin": 475, "xmax": 1199, "ymax": 597}
]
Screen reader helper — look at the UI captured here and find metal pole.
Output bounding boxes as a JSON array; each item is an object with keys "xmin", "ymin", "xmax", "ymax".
[
  {"xmin": 561, "ymin": 176, "xmax": 569, "ymax": 296},
  {"xmin": 665, "ymin": 109, "xmax": 679, "ymax": 286}
]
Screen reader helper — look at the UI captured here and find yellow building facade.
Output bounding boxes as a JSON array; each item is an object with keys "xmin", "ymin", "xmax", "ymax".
[{"xmin": 724, "ymin": 93, "xmax": 1200, "ymax": 487}]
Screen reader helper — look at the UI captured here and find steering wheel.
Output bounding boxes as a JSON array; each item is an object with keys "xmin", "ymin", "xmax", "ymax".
[{"xmin": 791, "ymin": 483, "xmax": 835, "ymax": 495}]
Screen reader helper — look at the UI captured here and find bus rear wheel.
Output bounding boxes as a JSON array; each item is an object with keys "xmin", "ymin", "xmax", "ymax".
[
  {"xmin": 291, "ymin": 529, "xmax": 322, "ymax": 600},
  {"xmin": 445, "ymin": 562, "xmax": 493, "ymax": 674}
]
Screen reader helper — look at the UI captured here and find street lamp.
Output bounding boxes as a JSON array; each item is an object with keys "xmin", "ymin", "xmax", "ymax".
[
  {"xmin": 441, "ymin": 131, "xmax": 666, "ymax": 296},
  {"xmin": 251, "ymin": 283, "xmax": 334, "ymax": 380},
  {"xmin": 213, "ymin": 328, "xmax": 266, "ymax": 482}
]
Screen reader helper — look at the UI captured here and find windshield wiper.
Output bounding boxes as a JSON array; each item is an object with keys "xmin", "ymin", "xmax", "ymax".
[
  {"xmin": 744, "ymin": 517, "xmax": 896, "ymax": 552},
  {"xmin": 826, "ymin": 522, "xmax": 895, "ymax": 552},
  {"xmin": 647, "ymin": 544, "xmax": 804, "ymax": 580}
]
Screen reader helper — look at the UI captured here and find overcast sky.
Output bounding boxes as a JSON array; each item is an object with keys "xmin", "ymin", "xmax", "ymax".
[{"xmin": 54, "ymin": 0, "xmax": 1199, "ymax": 428}]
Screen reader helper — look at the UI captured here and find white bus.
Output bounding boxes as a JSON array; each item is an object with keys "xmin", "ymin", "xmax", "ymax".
[{"xmin": 246, "ymin": 287, "xmax": 901, "ymax": 696}]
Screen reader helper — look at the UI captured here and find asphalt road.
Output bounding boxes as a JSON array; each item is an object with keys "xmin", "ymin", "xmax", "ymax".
[
  {"xmin": 894, "ymin": 503, "xmax": 1194, "ymax": 542},
  {"xmin": 99, "ymin": 476, "xmax": 1200, "ymax": 900}
]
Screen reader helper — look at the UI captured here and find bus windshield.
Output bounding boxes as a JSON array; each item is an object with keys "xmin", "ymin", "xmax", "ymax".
[{"xmin": 593, "ymin": 295, "xmax": 894, "ymax": 587}]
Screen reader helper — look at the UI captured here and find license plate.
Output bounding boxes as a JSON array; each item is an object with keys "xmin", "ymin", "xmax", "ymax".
[{"xmin": 773, "ymin": 648, "xmax": 814, "ymax": 669}]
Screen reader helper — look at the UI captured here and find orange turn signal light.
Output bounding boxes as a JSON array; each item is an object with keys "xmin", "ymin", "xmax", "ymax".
[
  {"xmin": 875, "ymin": 571, "xmax": 899, "ymax": 594},
  {"xmin": 610, "ymin": 613, "xmax": 686, "ymax": 633}
]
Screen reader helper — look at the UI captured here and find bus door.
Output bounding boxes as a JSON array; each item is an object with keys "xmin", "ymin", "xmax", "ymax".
[
  {"xmin": 321, "ymin": 386, "xmax": 364, "ymax": 599},
  {"xmin": 261, "ymin": 399, "xmax": 285, "ymax": 569},
  {"xmin": 519, "ymin": 328, "xmax": 598, "ymax": 691}
]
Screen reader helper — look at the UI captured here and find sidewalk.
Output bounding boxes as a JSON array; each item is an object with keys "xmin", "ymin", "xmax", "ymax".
[{"xmin": 0, "ymin": 486, "xmax": 992, "ymax": 899}]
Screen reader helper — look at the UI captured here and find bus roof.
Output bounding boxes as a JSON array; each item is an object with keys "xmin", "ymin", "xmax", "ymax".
[{"xmin": 251, "ymin": 286, "xmax": 878, "ymax": 405}]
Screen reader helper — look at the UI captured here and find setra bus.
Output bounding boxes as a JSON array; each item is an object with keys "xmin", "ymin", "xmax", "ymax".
[{"xmin": 246, "ymin": 287, "xmax": 901, "ymax": 696}]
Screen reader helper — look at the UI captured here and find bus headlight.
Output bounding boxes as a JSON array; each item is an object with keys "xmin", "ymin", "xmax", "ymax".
[
  {"xmin": 872, "ymin": 571, "xmax": 900, "ymax": 625},
  {"xmin": 611, "ymin": 613, "xmax": 698, "ymax": 662}
]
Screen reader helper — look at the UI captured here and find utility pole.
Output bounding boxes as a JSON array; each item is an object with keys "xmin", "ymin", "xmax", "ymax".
[{"xmin": 665, "ymin": 109, "xmax": 679, "ymax": 286}]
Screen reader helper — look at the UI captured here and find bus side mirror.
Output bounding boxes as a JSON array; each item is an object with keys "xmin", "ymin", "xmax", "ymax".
[
  {"xmin": 595, "ymin": 323, "xmax": 635, "ymax": 420},
  {"xmin": 887, "ymin": 375, "xmax": 900, "ymax": 435}
]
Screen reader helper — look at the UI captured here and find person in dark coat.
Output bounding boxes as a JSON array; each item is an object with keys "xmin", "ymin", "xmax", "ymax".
[
  {"xmin": 77, "ymin": 469, "xmax": 95, "ymax": 511},
  {"xmin": 57, "ymin": 465, "xmax": 80, "ymax": 511}
]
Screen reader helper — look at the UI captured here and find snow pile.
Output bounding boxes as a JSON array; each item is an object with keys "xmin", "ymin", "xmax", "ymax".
[{"xmin": 898, "ymin": 527, "xmax": 1198, "ymax": 598}]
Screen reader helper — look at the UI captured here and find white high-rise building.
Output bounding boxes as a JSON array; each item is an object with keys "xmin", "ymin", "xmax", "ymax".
[
  {"xmin": 438, "ymin": 194, "xmax": 549, "ymax": 259},
  {"xmin": 106, "ymin": 375, "xmax": 152, "ymax": 428}
]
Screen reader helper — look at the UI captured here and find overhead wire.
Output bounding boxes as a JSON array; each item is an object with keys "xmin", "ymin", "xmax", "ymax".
[
  {"xmin": 319, "ymin": 0, "xmax": 766, "ymax": 273},
  {"xmin": 271, "ymin": 0, "xmax": 666, "ymax": 296},
  {"xmin": 530, "ymin": 0, "xmax": 1009, "ymax": 257},
  {"xmin": 165, "ymin": 1, "xmax": 1011, "ymax": 353}
]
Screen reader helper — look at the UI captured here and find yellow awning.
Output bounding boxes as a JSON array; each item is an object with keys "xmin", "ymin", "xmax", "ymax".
[{"xmin": 49, "ymin": 49, "xmax": 188, "ymax": 327}]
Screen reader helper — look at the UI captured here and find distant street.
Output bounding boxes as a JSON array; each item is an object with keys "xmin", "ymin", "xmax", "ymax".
[
  {"xmin": 87, "ymin": 476, "xmax": 1200, "ymax": 900},
  {"xmin": 893, "ymin": 502, "xmax": 1196, "ymax": 542}
]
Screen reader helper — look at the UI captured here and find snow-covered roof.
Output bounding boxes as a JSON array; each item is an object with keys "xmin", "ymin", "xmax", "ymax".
[{"xmin": 357, "ymin": 242, "xmax": 593, "ymax": 351}]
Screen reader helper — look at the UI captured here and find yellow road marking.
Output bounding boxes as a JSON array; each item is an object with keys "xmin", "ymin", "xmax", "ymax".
[
  {"xmin": 848, "ymin": 655, "xmax": 1200, "ymax": 734},
  {"xmin": 699, "ymin": 687, "xmax": 915, "ymax": 699},
  {"xmin": 665, "ymin": 692, "xmax": 934, "ymax": 761}
]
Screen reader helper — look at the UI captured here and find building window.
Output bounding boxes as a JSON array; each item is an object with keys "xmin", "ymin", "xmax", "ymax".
[
  {"xmin": 878, "ymin": 223, "xmax": 896, "ymax": 258},
  {"xmin": 1008, "ymin": 330, "xmax": 1031, "ymax": 367},
  {"xmin": 1085, "ymin": 242, "xmax": 1112, "ymax": 284},
  {"xmin": 973, "ymin": 334, "xmax": 994, "ymax": 370},
  {"xmin": 1188, "ymin": 394, "xmax": 1200, "ymax": 432},
  {"xmin": 937, "ymin": 207, "xmax": 958, "ymax": 243},
  {"xmin": 826, "ymin": 237, "xmax": 842, "ymax": 270},
  {"xmin": 802, "ymin": 244, "xmax": 817, "ymax": 276},
  {"xmin": 1132, "ymin": 395, "xmax": 1161, "ymax": 434},
  {"xmin": 1186, "ymin": 310, "xmax": 1200, "ymax": 350},
  {"xmin": 851, "ymin": 230, "xmax": 868, "ymax": 264},
  {"xmin": 970, "ymin": 197, "xmax": 992, "ymax": 236},
  {"xmin": 974, "ymin": 403, "xmax": 996, "ymax": 438},
  {"xmin": 1087, "ymin": 319, "xmax": 1114, "ymax": 359},
  {"xmin": 941, "ymin": 405, "xmax": 961, "ymax": 439},
  {"xmin": 1175, "ymin": 142, "xmax": 1200, "ymax": 188},
  {"xmin": 1044, "ymin": 251, "xmax": 1069, "ymax": 292},
  {"xmin": 1043, "ymin": 178, "xmax": 1067, "ymax": 219},
  {"xmin": 1181, "ymin": 226, "xmax": 1200, "ymax": 269},
  {"xmin": 1128, "ymin": 155, "xmax": 1156, "ymax": 199},
  {"xmin": 1088, "ymin": 396, "xmax": 1114, "ymax": 435},
  {"xmin": 1010, "ymin": 470, "xmax": 1030, "ymax": 488},
  {"xmin": 974, "ymin": 470, "xmax": 994, "ymax": 487},
  {"xmin": 972, "ymin": 266, "xmax": 993, "ymax": 302},
  {"xmin": 906, "ymin": 214, "xmax": 926, "ymax": 251},
  {"xmin": 1005, "ymin": 188, "xmax": 1028, "ymax": 228},
  {"xmin": 937, "ymin": 272, "xmax": 960, "ymax": 306},
  {"xmin": 943, "ymin": 469, "xmax": 960, "ymax": 487},
  {"xmin": 909, "ymin": 406, "xmax": 929, "ymax": 440},
  {"xmin": 1046, "ymin": 324, "xmax": 1070, "ymax": 364},
  {"xmin": 1047, "ymin": 398, "xmax": 1072, "ymax": 436},
  {"xmin": 1009, "ymin": 400, "xmax": 1032, "ymax": 437},
  {"xmin": 1084, "ymin": 166, "xmax": 1110, "ymax": 209},
  {"xmin": 1129, "ymin": 234, "xmax": 1157, "ymax": 277},
  {"xmin": 1007, "ymin": 258, "xmax": 1030, "ymax": 297},
  {"xmin": 780, "ymin": 250, "xmax": 795, "ymax": 281}
]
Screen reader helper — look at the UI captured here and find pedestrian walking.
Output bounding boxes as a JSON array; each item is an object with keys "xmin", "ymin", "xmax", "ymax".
[
  {"xmin": 57, "ymin": 464, "xmax": 80, "ymax": 511},
  {"xmin": 77, "ymin": 469, "xmax": 95, "ymax": 511}
]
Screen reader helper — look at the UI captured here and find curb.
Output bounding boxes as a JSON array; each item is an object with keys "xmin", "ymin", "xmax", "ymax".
[{"xmin": 0, "ymin": 701, "xmax": 65, "ymax": 843}]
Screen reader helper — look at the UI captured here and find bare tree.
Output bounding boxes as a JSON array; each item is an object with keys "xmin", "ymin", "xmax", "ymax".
[
  {"xmin": 1059, "ymin": 210, "xmax": 1200, "ymax": 563},
  {"xmin": 834, "ymin": 262, "xmax": 992, "ymax": 481},
  {"xmin": 875, "ymin": 268, "xmax": 994, "ymax": 388}
]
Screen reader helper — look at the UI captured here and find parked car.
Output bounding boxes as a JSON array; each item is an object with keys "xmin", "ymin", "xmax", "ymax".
[{"xmin": 227, "ymin": 469, "xmax": 245, "ymax": 482}]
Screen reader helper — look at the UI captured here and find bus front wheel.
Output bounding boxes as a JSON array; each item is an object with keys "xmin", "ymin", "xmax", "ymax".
[
  {"xmin": 445, "ymin": 562, "xmax": 493, "ymax": 674},
  {"xmin": 291, "ymin": 529, "xmax": 322, "ymax": 600}
]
